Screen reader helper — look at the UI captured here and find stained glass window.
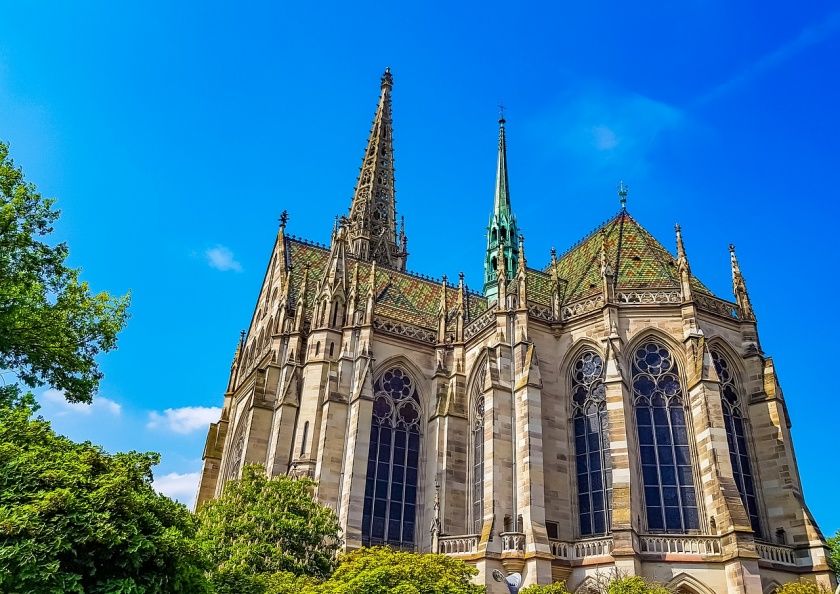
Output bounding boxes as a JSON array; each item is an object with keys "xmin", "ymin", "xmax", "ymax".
[
  {"xmin": 711, "ymin": 349, "xmax": 762, "ymax": 537},
  {"xmin": 572, "ymin": 350, "xmax": 611, "ymax": 536},
  {"xmin": 632, "ymin": 341, "xmax": 699, "ymax": 533},
  {"xmin": 362, "ymin": 366, "xmax": 421, "ymax": 549},
  {"xmin": 471, "ymin": 363, "xmax": 486, "ymax": 535}
]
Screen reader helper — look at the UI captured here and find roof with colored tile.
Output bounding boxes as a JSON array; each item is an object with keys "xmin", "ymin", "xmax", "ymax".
[
  {"xmin": 547, "ymin": 210, "xmax": 713, "ymax": 303},
  {"xmin": 286, "ymin": 237, "xmax": 490, "ymax": 330},
  {"xmin": 283, "ymin": 210, "xmax": 717, "ymax": 332}
]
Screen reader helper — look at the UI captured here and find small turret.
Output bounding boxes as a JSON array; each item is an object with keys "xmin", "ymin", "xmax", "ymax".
[
  {"xmin": 729, "ymin": 244, "xmax": 754, "ymax": 320},
  {"xmin": 675, "ymin": 224, "xmax": 693, "ymax": 302}
]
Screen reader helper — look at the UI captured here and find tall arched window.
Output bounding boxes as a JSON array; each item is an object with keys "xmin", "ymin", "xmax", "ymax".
[
  {"xmin": 471, "ymin": 363, "xmax": 487, "ymax": 535},
  {"xmin": 362, "ymin": 366, "xmax": 421, "ymax": 549},
  {"xmin": 632, "ymin": 341, "xmax": 699, "ymax": 533},
  {"xmin": 572, "ymin": 350, "xmax": 611, "ymax": 536},
  {"xmin": 711, "ymin": 349, "xmax": 762, "ymax": 537}
]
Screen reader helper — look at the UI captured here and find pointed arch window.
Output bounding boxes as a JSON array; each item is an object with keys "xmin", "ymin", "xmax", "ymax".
[
  {"xmin": 572, "ymin": 350, "xmax": 611, "ymax": 536},
  {"xmin": 711, "ymin": 349, "xmax": 761, "ymax": 537},
  {"xmin": 362, "ymin": 366, "xmax": 421, "ymax": 549},
  {"xmin": 632, "ymin": 341, "xmax": 699, "ymax": 533},
  {"xmin": 471, "ymin": 363, "xmax": 487, "ymax": 535}
]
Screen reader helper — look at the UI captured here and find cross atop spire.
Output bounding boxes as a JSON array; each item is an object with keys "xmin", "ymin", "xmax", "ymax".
[
  {"xmin": 346, "ymin": 68, "xmax": 406, "ymax": 271},
  {"xmin": 618, "ymin": 180, "xmax": 629, "ymax": 210}
]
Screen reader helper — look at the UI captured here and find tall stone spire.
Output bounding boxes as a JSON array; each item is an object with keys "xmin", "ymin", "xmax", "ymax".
[
  {"xmin": 483, "ymin": 113, "xmax": 519, "ymax": 302},
  {"xmin": 346, "ymin": 68, "xmax": 407, "ymax": 271}
]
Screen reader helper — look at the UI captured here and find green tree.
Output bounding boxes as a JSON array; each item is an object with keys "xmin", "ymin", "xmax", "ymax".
[
  {"xmin": 0, "ymin": 141, "xmax": 129, "ymax": 404},
  {"xmin": 315, "ymin": 547, "xmax": 484, "ymax": 594},
  {"xmin": 774, "ymin": 582, "xmax": 832, "ymax": 593},
  {"xmin": 520, "ymin": 582, "xmax": 571, "ymax": 593},
  {"xmin": 827, "ymin": 529, "xmax": 840, "ymax": 577},
  {"xmin": 195, "ymin": 465, "xmax": 341, "ymax": 592},
  {"xmin": 0, "ymin": 391, "xmax": 209, "ymax": 593},
  {"xmin": 606, "ymin": 576, "xmax": 670, "ymax": 594},
  {"xmin": 520, "ymin": 574, "xmax": 670, "ymax": 594}
]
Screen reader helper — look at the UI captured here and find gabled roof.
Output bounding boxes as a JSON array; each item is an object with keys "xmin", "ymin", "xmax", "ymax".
[{"xmin": 548, "ymin": 210, "xmax": 713, "ymax": 303}]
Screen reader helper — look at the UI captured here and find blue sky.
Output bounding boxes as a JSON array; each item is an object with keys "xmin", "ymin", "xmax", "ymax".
[{"xmin": 2, "ymin": 2, "xmax": 839, "ymax": 533}]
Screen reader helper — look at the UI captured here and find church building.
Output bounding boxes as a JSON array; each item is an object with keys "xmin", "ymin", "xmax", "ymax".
[{"xmin": 195, "ymin": 69, "xmax": 833, "ymax": 593}]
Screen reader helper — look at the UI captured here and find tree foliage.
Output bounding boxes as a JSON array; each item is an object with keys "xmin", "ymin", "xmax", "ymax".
[
  {"xmin": 826, "ymin": 529, "xmax": 840, "ymax": 577},
  {"xmin": 774, "ymin": 582, "xmax": 832, "ymax": 594},
  {"xmin": 0, "ymin": 141, "xmax": 129, "ymax": 404},
  {"xmin": 520, "ymin": 582, "xmax": 571, "ymax": 593},
  {"xmin": 521, "ymin": 575, "xmax": 670, "ymax": 594},
  {"xmin": 0, "ymin": 391, "xmax": 208, "ymax": 593},
  {"xmin": 195, "ymin": 465, "xmax": 342, "ymax": 591},
  {"xmin": 313, "ymin": 547, "xmax": 484, "ymax": 594}
]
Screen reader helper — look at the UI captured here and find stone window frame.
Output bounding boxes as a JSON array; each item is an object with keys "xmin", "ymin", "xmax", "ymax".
[
  {"xmin": 468, "ymin": 358, "xmax": 488, "ymax": 537},
  {"xmin": 568, "ymin": 346, "xmax": 612, "ymax": 538},
  {"xmin": 628, "ymin": 334, "xmax": 705, "ymax": 535},
  {"xmin": 708, "ymin": 341, "xmax": 766, "ymax": 539},
  {"xmin": 361, "ymin": 362, "xmax": 424, "ymax": 551}
]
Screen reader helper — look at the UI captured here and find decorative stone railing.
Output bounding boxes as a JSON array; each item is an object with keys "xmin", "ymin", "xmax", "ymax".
[
  {"xmin": 694, "ymin": 293, "xmax": 742, "ymax": 321},
  {"xmin": 438, "ymin": 534, "xmax": 479, "ymax": 555},
  {"xmin": 463, "ymin": 307, "xmax": 496, "ymax": 340},
  {"xmin": 527, "ymin": 303, "xmax": 555, "ymax": 322},
  {"xmin": 561, "ymin": 295, "xmax": 604, "ymax": 321},
  {"xmin": 372, "ymin": 316, "xmax": 437, "ymax": 344},
  {"xmin": 756, "ymin": 542, "xmax": 797, "ymax": 566},
  {"xmin": 550, "ymin": 537, "xmax": 613, "ymax": 560},
  {"xmin": 638, "ymin": 535, "xmax": 722, "ymax": 556},
  {"xmin": 500, "ymin": 531, "xmax": 526, "ymax": 553},
  {"xmin": 617, "ymin": 290, "xmax": 681, "ymax": 305}
]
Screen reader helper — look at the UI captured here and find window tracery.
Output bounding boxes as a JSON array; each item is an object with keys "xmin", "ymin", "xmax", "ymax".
[
  {"xmin": 471, "ymin": 363, "xmax": 487, "ymax": 535},
  {"xmin": 572, "ymin": 350, "xmax": 611, "ymax": 536},
  {"xmin": 362, "ymin": 366, "xmax": 421, "ymax": 549},
  {"xmin": 711, "ymin": 349, "xmax": 762, "ymax": 537},
  {"xmin": 632, "ymin": 341, "xmax": 699, "ymax": 533}
]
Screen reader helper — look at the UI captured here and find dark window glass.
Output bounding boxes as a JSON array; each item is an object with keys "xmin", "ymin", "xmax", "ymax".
[
  {"xmin": 361, "ymin": 366, "xmax": 421, "ymax": 550},
  {"xmin": 571, "ymin": 350, "xmax": 611, "ymax": 536},
  {"xmin": 632, "ymin": 341, "xmax": 699, "ymax": 533},
  {"xmin": 711, "ymin": 350, "xmax": 762, "ymax": 538},
  {"xmin": 471, "ymin": 363, "xmax": 487, "ymax": 535}
]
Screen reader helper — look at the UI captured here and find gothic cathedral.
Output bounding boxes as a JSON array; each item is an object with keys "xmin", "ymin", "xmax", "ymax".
[{"xmin": 195, "ymin": 69, "xmax": 833, "ymax": 593}]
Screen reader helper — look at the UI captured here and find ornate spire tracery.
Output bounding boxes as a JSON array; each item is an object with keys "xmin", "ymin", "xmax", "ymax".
[
  {"xmin": 346, "ymin": 68, "xmax": 406, "ymax": 271},
  {"xmin": 484, "ymin": 115, "xmax": 519, "ymax": 302}
]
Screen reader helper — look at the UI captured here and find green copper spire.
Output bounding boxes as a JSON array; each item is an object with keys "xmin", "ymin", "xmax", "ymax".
[{"xmin": 484, "ymin": 114, "xmax": 519, "ymax": 302}]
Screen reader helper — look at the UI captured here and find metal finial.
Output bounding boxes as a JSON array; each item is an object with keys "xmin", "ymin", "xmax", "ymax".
[
  {"xmin": 381, "ymin": 67, "xmax": 393, "ymax": 90},
  {"xmin": 618, "ymin": 181, "xmax": 629, "ymax": 210},
  {"xmin": 498, "ymin": 102, "xmax": 506, "ymax": 125},
  {"xmin": 279, "ymin": 210, "xmax": 289, "ymax": 228}
]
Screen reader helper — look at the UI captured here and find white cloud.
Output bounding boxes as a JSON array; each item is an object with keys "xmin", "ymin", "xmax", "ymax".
[
  {"xmin": 147, "ymin": 406, "xmax": 222, "ymax": 434},
  {"xmin": 532, "ymin": 85, "xmax": 684, "ymax": 176},
  {"xmin": 592, "ymin": 125, "xmax": 619, "ymax": 151},
  {"xmin": 205, "ymin": 245, "xmax": 242, "ymax": 272},
  {"xmin": 153, "ymin": 471, "xmax": 201, "ymax": 507},
  {"xmin": 696, "ymin": 10, "xmax": 840, "ymax": 106},
  {"xmin": 40, "ymin": 388, "xmax": 122, "ymax": 416}
]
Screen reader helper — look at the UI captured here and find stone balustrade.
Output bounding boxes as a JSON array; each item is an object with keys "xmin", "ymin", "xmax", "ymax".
[
  {"xmin": 437, "ymin": 534, "xmax": 479, "ymax": 555},
  {"xmin": 756, "ymin": 542, "xmax": 798, "ymax": 566},
  {"xmin": 550, "ymin": 537, "xmax": 613, "ymax": 560},
  {"xmin": 500, "ymin": 531, "xmax": 526, "ymax": 553},
  {"xmin": 639, "ymin": 534, "xmax": 722, "ymax": 556}
]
